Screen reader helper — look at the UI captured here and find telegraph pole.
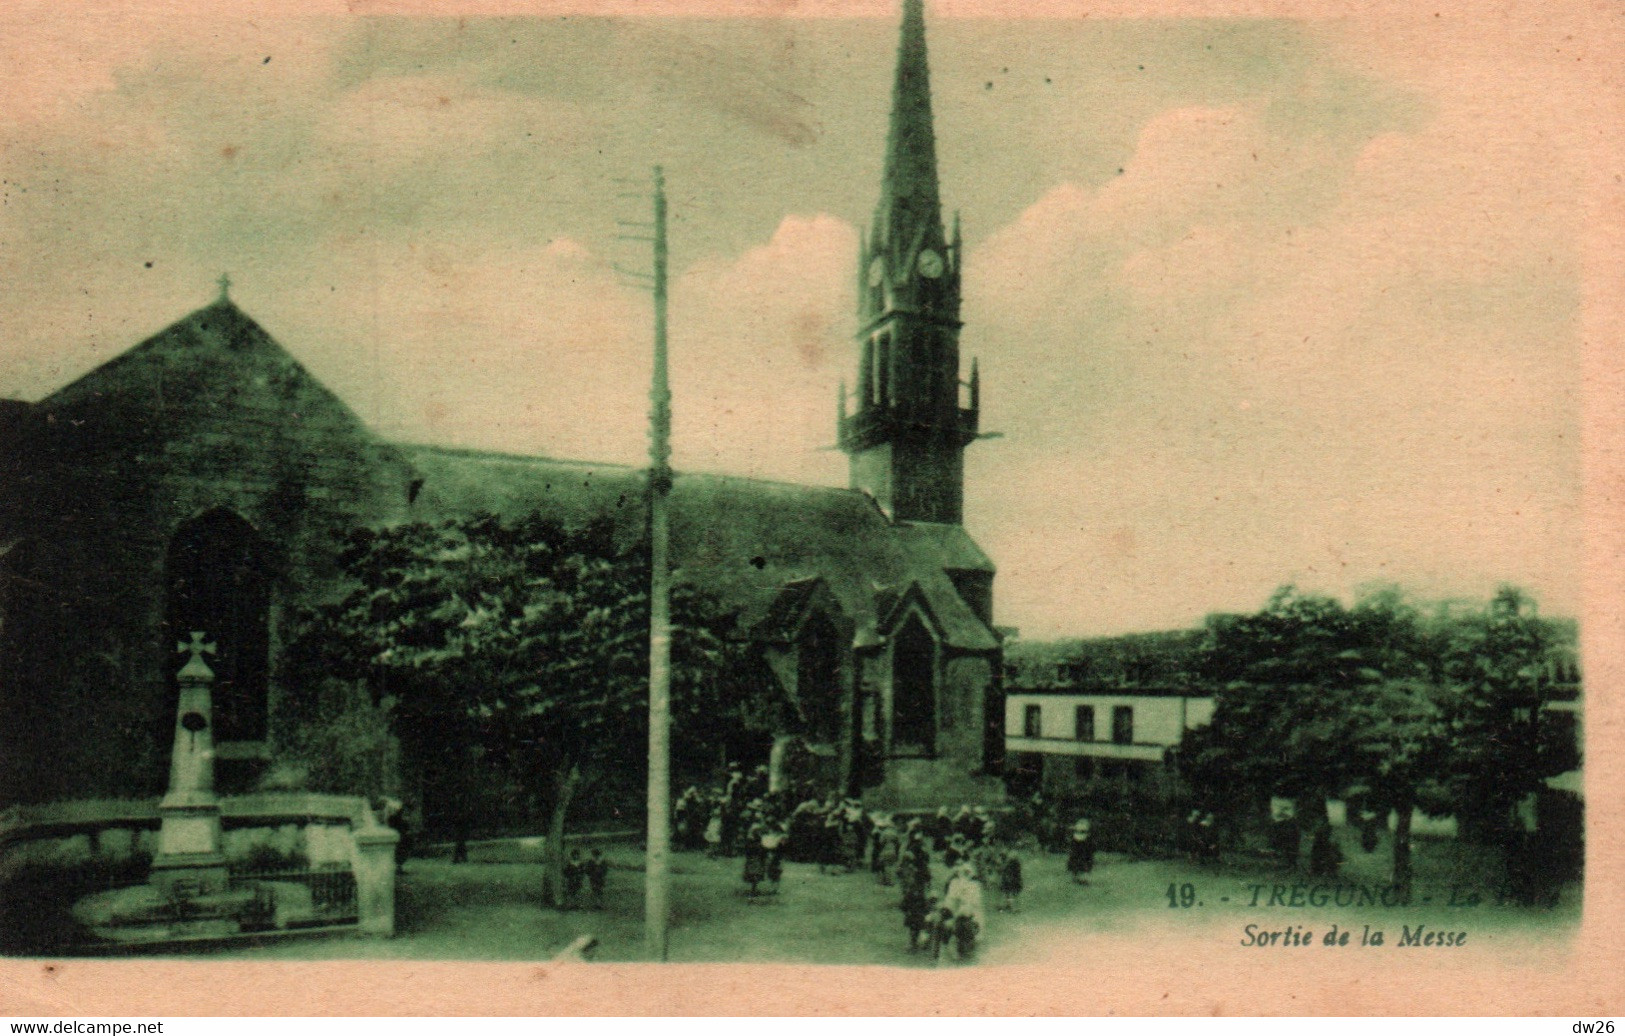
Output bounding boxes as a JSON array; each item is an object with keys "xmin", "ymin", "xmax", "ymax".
[
  {"xmin": 613, "ymin": 165, "xmax": 672, "ymax": 961},
  {"xmin": 648, "ymin": 167, "xmax": 675, "ymax": 961},
  {"xmin": 646, "ymin": 167, "xmax": 673, "ymax": 961}
]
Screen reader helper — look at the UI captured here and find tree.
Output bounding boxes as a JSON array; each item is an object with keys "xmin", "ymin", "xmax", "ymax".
[
  {"xmin": 284, "ymin": 512, "xmax": 766, "ymax": 906},
  {"xmin": 1344, "ymin": 677, "xmax": 1448, "ymax": 894},
  {"xmin": 1437, "ymin": 587, "xmax": 1576, "ymax": 852},
  {"xmin": 1184, "ymin": 586, "xmax": 1456, "ymax": 887},
  {"xmin": 1186, "ymin": 588, "xmax": 1387, "ymax": 821},
  {"xmin": 1184, "ymin": 584, "xmax": 1579, "ymax": 891}
]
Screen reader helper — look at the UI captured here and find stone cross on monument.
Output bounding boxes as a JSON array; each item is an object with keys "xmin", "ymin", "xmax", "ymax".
[{"xmin": 151, "ymin": 630, "xmax": 229, "ymax": 896}]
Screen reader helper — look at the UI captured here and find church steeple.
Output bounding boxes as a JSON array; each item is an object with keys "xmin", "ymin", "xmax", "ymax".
[
  {"xmin": 840, "ymin": 0, "xmax": 978, "ymax": 525},
  {"xmin": 875, "ymin": 0, "xmax": 942, "ymax": 256}
]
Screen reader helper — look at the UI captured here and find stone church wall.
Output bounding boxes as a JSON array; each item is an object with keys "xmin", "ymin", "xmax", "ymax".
[{"xmin": 0, "ymin": 306, "xmax": 419, "ymax": 804}]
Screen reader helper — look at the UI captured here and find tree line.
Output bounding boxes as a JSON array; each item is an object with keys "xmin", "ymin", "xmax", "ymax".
[{"xmin": 1178, "ymin": 585, "xmax": 1579, "ymax": 892}]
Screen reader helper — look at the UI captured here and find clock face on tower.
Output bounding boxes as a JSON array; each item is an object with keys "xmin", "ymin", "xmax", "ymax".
[
  {"xmin": 867, "ymin": 257, "xmax": 887, "ymax": 287},
  {"xmin": 917, "ymin": 249, "xmax": 944, "ymax": 279}
]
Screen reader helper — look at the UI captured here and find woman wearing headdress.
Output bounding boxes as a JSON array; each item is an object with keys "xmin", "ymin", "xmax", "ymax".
[
  {"xmin": 742, "ymin": 821, "xmax": 769, "ymax": 896},
  {"xmin": 704, "ymin": 807, "xmax": 724, "ymax": 858},
  {"xmin": 998, "ymin": 844, "xmax": 1024, "ymax": 913},
  {"xmin": 1067, "ymin": 817, "xmax": 1095, "ymax": 885},
  {"xmin": 938, "ymin": 860, "xmax": 986, "ymax": 960},
  {"xmin": 763, "ymin": 823, "xmax": 787, "ymax": 894},
  {"xmin": 898, "ymin": 843, "xmax": 933, "ymax": 952},
  {"xmin": 873, "ymin": 815, "xmax": 901, "ymax": 886}
]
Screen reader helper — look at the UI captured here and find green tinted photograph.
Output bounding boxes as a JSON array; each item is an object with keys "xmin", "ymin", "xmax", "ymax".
[{"xmin": 0, "ymin": 0, "xmax": 1589, "ymax": 975}]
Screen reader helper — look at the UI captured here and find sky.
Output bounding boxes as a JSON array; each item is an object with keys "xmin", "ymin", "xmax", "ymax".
[{"xmin": 0, "ymin": 0, "xmax": 1600, "ymax": 638}]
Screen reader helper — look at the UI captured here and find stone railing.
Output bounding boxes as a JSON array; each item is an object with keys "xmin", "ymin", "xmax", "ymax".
[{"xmin": 0, "ymin": 791, "xmax": 398, "ymax": 940}]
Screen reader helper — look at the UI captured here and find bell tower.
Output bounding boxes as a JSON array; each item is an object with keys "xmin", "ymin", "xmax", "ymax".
[{"xmin": 839, "ymin": 0, "xmax": 979, "ymax": 525}]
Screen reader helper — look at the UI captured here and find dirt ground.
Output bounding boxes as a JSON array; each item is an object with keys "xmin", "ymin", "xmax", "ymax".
[{"xmin": 212, "ymin": 832, "xmax": 1579, "ymax": 965}]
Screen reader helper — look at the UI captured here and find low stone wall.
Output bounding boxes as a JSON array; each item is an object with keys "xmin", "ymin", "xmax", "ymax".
[{"xmin": 0, "ymin": 791, "xmax": 397, "ymax": 945}]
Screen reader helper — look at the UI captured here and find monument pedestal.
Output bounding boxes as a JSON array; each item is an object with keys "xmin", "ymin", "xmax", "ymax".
[{"xmin": 151, "ymin": 798, "xmax": 228, "ymax": 896}]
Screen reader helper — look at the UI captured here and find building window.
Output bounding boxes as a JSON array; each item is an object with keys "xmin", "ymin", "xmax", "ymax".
[
  {"xmin": 891, "ymin": 614, "xmax": 936, "ymax": 755},
  {"xmin": 1023, "ymin": 704, "xmax": 1042, "ymax": 738},
  {"xmin": 876, "ymin": 333, "xmax": 892, "ymax": 406},
  {"xmin": 796, "ymin": 612, "xmax": 842, "ymax": 745},
  {"xmin": 1112, "ymin": 705, "xmax": 1133, "ymax": 746},
  {"xmin": 858, "ymin": 337, "xmax": 875, "ymax": 407},
  {"xmin": 1074, "ymin": 705, "xmax": 1095, "ymax": 741}
]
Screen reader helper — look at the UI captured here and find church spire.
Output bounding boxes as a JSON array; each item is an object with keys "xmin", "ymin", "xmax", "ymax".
[
  {"xmin": 840, "ymin": 0, "xmax": 977, "ymax": 526},
  {"xmin": 875, "ymin": 0, "xmax": 942, "ymax": 255}
]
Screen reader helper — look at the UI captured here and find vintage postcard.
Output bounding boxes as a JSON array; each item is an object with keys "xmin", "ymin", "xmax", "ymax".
[{"xmin": 0, "ymin": 0, "xmax": 1620, "ymax": 1016}]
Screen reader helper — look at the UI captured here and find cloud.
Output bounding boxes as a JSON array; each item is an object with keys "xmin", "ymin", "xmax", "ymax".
[
  {"xmin": 0, "ymin": 12, "xmax": 1588, "ymax": 639},
  {"xmin": 669, "ymin": 213, "xmax": 855, "ymax": 483},
  {"xmin": 283, "ymin": 233, "xmax": 651, "ymax": 463},
  {"xmin": 962, "ymin": 75, "xmax": 1580, "ymax": 635}
]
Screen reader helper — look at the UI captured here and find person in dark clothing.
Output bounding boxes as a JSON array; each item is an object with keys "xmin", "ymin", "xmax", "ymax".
[
  {"xmin": 930, "ymin": 807, "xmax": 952, "ymax": 852},
  {"xmin": 585, "ymin": 848, "xmax": 608, "ymax": 909},
  {"xmin": 842, "ymin": 806, "xmax": 867, "ymax": 872},
  {"xmin": 563, "ymin": 848, "xmax": 586, "ymax": 909},
  {"xmin": 379, "ymin": 799, "xmax": 411, "ymax": 874},
  {"xmin": 763, "ymin": 825, "xmax": 786, "ymax": 894},
  {"xmin": 898, "ymin": 846, "xmax": 932, "ymax": 952},
  {"xmin": 1196, "ymin": 812, "xmax": 1221, "ymax": 866},
  {"xmin": 742, "ymin": 823, "xmax": 769, "ymax": 896},
  {"xmin": 1067, "ymin": 818, "xmax": 1095, "ymax": 885},
  {"xmin": 1358, "ymin": 809, "xmax": 1382, "ymax": 853},
  {"xmin": 998, "ymin": 847, "xmax": 1024, "ymax": 912},
  {"xmin": 1308, "ymin": 821, "xmax": 1343, "ymax": 878},
  {"xmin": 1269, "ymin": 803, "xmax": 1302, "ymax": 871},
  {"xmin": 1181, "ymin": 809, "xmax": 1202, "ymax": 862}
]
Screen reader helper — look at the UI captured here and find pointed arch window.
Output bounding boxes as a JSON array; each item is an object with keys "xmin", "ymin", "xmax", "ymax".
[
  {"xmin": 797, "ymin": 611, "xmax": 843, "ymax": 745},
  {"xmin": 876, "ymin": 333, "xmax": 892, "ymax": 407},
  {"xmin": 165, "ymin": 509, "xmax": 271, "ymax": 743},
  {"xmin": 891, "ymin": 613, "xmax": 936, "ymax": 756},
  {"xmin": 859, "ymin": 336, "xmax": 875, "ymax": 408}
]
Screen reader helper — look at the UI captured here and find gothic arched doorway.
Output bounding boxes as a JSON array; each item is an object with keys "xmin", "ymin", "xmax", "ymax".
[
  {"xmin": 891, "ymin": 613, "xmax": 936, "ymax": 756},
  {"xmin": 165, "ymin": 509, "xmax": 271, "ymax": 746}
]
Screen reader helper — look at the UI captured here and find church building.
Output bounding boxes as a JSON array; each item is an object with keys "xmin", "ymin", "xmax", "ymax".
[{"xmin": 0, "ymin": 0, "xmax": 1002, "ymax": 812}]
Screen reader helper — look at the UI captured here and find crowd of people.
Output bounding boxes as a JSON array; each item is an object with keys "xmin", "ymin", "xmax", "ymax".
[
  {"xmin": 672, "ymin": 768, "xmax": 1087, "ymax": 963},
  {"xmin": 560, "ymin": 847, "xmax": 610, "ymax": 910}
]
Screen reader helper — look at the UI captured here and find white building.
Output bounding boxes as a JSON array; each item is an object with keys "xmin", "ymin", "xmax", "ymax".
[{"xmin": 1003, "ymin": 688, "xmax": 1213, "ymax": 796}]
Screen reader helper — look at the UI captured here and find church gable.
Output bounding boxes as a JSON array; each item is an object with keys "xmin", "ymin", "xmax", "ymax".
[
  {"xmin": 37, "ymin": 299, "xmax": 379, "ymax": 469},
  {"xmin": 752, "ymin": 577, "xmax": 856, "ymax": 747},
  {"xmin": 15, "ymin": 298, "xmax": 415, "ymax": 555}
]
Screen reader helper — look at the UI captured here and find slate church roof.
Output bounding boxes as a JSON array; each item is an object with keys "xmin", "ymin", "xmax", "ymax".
[
  {"xmin": 403, "ymin": 443, "xmax": 998, "ymax": 652},
  {"xmin": 3, "ymin": 300, "xmax": 998, "ymax": 653}
]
